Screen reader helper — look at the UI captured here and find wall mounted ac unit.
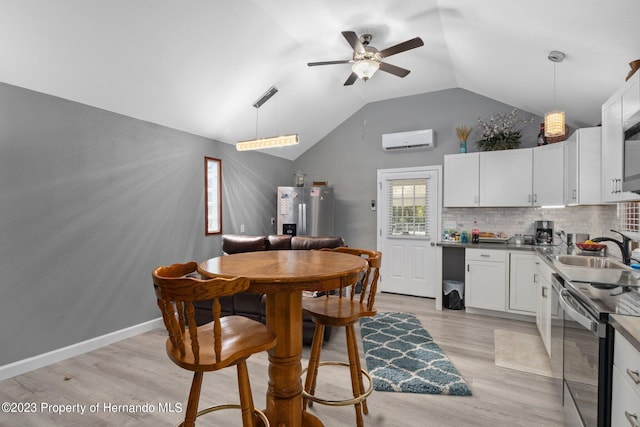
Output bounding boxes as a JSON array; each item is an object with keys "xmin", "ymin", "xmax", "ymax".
[{"xmin": 382, "ymin": 129, "xmax": 434, "ymax": 151}]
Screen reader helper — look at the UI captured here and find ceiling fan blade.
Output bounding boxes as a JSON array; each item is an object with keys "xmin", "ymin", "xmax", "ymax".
[
  {"xmin": 378, "ymin": 37, "xmax": 424, "ymax": 58},
  {"xmin": 343, "ymin": 72, "xmax": 358, "ymax": 86},
  {"xmin": 308, "ymin": 60, "xmax": 351, "ymax": 66},
  {"xmin": 342, "ymin": 31, "xmax": 365, "ymax": 54},
  {"xmin": 379, "ymin": 62, "xmax": 411, "ymax": 78}
]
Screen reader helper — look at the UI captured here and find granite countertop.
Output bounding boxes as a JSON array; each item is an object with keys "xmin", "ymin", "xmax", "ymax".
[
  {"xmin": 611, "ymin": 314, "xmax": 640, "ymax": 351},
  {"xmin": 537, "ymin": 246, "xmax": 640, "ymax": 288},
  {"xmin": 438, "ymin": 241, "xmax": 539, "ymax": 251},
  {"xmin": 439, "ymin": 240, "xmax": 640, "ymax": 288}
]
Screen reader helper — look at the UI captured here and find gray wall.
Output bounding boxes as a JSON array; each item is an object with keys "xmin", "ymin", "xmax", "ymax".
[
  {"xmin": 0, "ymin": 82, "xmax": 293, "ymax": 366},
  {"xmin": 294, "ymin": 88, "xmax": 543, "ymax": 249}
]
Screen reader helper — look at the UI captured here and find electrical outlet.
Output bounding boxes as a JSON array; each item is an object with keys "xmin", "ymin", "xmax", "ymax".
[
  {"xmin": 240, "ymin": 224, "xmax": 245, "ymax": 233},
  {"xmin": 270, "ymin": 217, "xmax": 275, "ymax": 225}
]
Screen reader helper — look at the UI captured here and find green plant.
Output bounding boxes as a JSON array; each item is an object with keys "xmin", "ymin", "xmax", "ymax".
[{"xmin": 475, "ymin": 108, "xmax": 533, "ymax": 151}]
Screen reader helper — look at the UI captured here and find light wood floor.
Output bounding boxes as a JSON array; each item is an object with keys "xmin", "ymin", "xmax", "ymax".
[{"xmin": 0, "ymin": 293, "xmax": 563, "ymax": 426}]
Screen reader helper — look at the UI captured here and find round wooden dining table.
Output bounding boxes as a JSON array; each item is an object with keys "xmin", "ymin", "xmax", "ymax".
[{"xmin": 198, "ymin": 250, "xmax": 368, "ymax": 427}]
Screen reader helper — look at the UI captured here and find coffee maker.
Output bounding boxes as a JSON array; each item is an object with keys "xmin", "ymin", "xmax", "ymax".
[{"xmin": 535, "ymin": 220, "xmax": 554, "ymax": 245}]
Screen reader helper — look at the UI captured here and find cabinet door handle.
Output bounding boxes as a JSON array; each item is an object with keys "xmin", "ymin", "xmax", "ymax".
[
  {"xmin": 625, "ymin": 411, "xmax": 640, "ymax": 427},
  {"xmin": 533, "ymin": 273, "xmax": 539, "ymax": 283},
  {"xmin": 611, "ymin": 178, "xmax": 615, "ymax": 194},
  {"xmin": 480, "ymin": 254, "xmax": 490, "ymax": 258},
  {"xmin": 542, "ymin": 286, "xmax": 548, "ymax": 298},
  {"xmin": 627, "ymin": 368, "xmax": 640, "ymax": 384},
  {"xmin": 572, "ymin": 189, "xmax": 577, "ymax": 200}
]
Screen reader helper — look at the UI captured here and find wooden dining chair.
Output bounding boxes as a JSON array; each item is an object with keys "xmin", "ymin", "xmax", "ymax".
[
  {"xmin": 301, "ymin": 248, "xmax": 381, "ymax": 427},
  {"xmin": 152, "ymin": 262, "xmax": 277, "ymax": 427}
]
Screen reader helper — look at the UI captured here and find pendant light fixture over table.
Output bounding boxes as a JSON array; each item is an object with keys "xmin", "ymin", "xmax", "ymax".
[
  {"xmin": 544, "ymin": 50, "xmax": 566, "ymax": 138},
  {"xmin": 236, "ymin": 85, "xmax": 300, "ymax": 151}
]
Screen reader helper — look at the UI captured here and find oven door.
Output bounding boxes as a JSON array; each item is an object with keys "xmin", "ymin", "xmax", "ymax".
[
  {"xmin": 550, "ymin": 276, "xmax": 564, "ymax": 397},
  {"xmin": 557, "ymin": 282, "xmax": 608, "ymax": 427}
]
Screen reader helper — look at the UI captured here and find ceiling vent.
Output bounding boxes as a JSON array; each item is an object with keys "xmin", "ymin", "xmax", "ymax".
[{"xmin": 382, "ymin": 129, "xmax": 434, "ymax": 151}]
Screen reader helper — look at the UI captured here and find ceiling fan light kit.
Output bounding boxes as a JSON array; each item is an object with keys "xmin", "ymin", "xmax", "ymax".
[
  {"xmin": 307, "ymin": 31, "xmax": 424, "ymax": 85},
  {"xmin": 352, "ymin": 60, "xmax": 379, "ymax": 80},
  {"xmin": 544, "ymin": 50, "xmax": 566, "ymax": 138}
]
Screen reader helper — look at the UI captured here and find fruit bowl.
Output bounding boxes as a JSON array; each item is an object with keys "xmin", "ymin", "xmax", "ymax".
[{"xmin": 576, "ymin": 242, "xmax": 606, "ymax": 251}]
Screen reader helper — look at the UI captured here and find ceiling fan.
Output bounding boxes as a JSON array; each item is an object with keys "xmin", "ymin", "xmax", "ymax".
[{"xmin": 308, "ymin": 31, "xmax": 424, "ymax": 86}]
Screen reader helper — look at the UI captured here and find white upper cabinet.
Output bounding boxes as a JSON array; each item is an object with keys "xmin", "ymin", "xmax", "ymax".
[
  {"xmin": 602, "ymin": 75, "xmax": 640, "ymax": 202},
  {"xmin": 533, "ymin": 142, "xmax": 565, "ymax": 206},
  {"xmin": 564, "ymin": 127, "xmax": 602, "ymax": 205},
  {"xmin": 479, "ymin": 148, "xmax": 533, "ymax": 206},
  {"xmin": 443, "ymin": 144, "xmax": 565, "ymax": 208},
  {"xmin": 622, "ymin": 72, "xmax": 640, "ymax": 128},
  {"xmin": 443, "ymin": 152, "xmax": 480, "ymax": 207}
]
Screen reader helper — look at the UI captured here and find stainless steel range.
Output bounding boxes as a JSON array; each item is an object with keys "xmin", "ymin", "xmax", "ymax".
[{"xmin": 554, "ymin": 275, "xmax": 640, "ymax": 427}]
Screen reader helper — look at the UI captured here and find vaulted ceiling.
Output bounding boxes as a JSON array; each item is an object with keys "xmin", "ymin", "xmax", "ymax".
[{"xmin": 2, "ymin": 0, "xmax": 639, "ymax": 160}]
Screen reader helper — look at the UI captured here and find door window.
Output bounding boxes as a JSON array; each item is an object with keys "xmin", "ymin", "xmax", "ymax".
[{"xmin": 387, "ymin": 178, "xmax": 430, "ymax": 238}]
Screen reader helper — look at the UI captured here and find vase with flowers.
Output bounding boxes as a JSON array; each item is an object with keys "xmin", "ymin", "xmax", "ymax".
[
  {"xmin": 475, "ymin": 108, "xmax": 533, "ymax": 151},
  {"xmin": 455, "ymin": 125, "xmax": 472, "ymax": 153}
]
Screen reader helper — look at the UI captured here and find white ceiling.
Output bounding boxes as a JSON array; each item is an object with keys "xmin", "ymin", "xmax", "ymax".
[{"xmin": 2, "ymin": 0, "xmax": 639, "ymax": 160}]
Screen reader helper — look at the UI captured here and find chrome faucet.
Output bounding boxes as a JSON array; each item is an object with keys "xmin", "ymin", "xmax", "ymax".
[{"xmin": 591, "ymin": 230, "xmax": 633, "ymax": 265}]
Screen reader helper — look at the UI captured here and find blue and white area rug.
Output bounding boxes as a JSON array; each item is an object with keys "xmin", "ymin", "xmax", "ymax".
[{"xmin": 359, "ymin": 312, "xmax": 472, "ymax": 396}]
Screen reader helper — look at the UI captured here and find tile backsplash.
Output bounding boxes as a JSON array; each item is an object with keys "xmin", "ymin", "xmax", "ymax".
[{"xmin": 442, "ymin": 205, "xmax": 619, "ymax": 242}]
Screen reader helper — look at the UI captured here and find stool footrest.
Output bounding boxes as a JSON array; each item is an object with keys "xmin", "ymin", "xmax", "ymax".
[
  {"xmin": 177, "ymin": 404, "xmax": 269, "ymax": 427},
  {"xmin": 301, "ymin": 361, "xmax": 373, "ymax": 407}
]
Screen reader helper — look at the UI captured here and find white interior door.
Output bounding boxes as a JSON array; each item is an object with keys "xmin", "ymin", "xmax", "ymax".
[{"xmin": 376, "ymin": 166, "xmax": 441, "ymax": 298}]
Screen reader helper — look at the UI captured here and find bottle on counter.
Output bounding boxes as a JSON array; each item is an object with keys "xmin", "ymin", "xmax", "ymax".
[
  {"xmin": 472, "ymin": 221, "xmax": 480, "ymax": 244},
  {"xmin": 461, "ymin": 230, "xmax": 468, "ymax": 244}
]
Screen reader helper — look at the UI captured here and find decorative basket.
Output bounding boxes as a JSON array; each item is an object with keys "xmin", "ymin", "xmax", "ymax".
[
  {"xmin": 627, "ymin": 60, "xmax": 640, "ymax": 81},
  {"xmin": 547, "ymin": 125, "xmax": 570, "ymax": 144}
]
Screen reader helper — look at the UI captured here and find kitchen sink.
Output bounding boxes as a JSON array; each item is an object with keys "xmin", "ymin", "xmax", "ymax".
[{"xmin": 548, "ymin": 254, "xmax": 626, "ymax": 269}]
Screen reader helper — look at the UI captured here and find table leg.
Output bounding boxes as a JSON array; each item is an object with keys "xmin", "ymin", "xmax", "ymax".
[{"xmin": 264, "ymin": 291, "xmax": 323, "ymax": 427}]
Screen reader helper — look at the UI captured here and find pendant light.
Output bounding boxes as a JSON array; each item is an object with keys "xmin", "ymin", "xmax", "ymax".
[
  {"xmin": 236, "ymin": 85, "xmax": 299, "ymax": 151},
  {"xmin": 544, "ymin": 50, "xmax": 566, "ymax": 138}
]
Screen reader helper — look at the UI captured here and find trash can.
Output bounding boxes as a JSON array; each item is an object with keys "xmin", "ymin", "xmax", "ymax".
[{"xmin": 443, "ymin": 280, "xmax": 465, "ymax": 310}]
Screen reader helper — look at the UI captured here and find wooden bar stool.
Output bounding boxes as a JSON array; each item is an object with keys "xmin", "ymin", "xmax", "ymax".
[
  {"xmin": 301, "ymin": 248, "xmax": 381, "ymax": 427},
  {"xmin": 152, "ymin": 262, "xmax": 277, "ymax": 427}
]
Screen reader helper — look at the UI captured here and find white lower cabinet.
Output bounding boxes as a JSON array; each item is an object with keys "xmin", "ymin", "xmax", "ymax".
[
  {"xmin": 612, "ymin": 330, "xmax": 640, "ymax": 427},
  {"xmin": 508, "ymin": 252, "xmax": 536, "ymax": 314},
  {"xmin": 465, "ymin": 249, "xmax": 507, "ymax": 311}
]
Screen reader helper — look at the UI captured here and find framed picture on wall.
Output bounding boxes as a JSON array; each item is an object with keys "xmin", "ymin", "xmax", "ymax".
[{"xmin": 205, "ymin": 156, "xmax": 222, "ymax": 235}]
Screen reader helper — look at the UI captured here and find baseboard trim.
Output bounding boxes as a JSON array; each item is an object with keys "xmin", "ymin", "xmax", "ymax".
[{"xmin": 0, "ymin": 317, "xmax": 164, "ymax": 382}]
